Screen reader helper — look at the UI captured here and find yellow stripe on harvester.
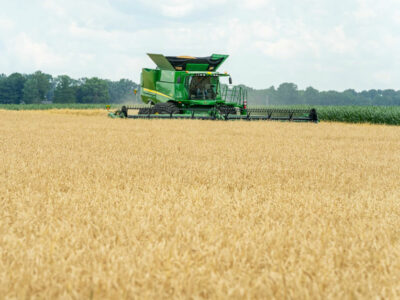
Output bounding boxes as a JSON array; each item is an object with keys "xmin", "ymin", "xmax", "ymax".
[{"xmin": 143, "ymin": 88, "xmax": 172, "ymax": 99}]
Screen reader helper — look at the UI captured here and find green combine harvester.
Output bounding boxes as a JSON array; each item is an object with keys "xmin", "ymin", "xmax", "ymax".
[{"xmin": 109, "ymin": 53, "xmax": 318, "ymax": 122}]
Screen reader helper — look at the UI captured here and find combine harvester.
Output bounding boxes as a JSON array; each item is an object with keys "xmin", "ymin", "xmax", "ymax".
[{"xmin": 109, "ymin": 54, "xmax": 318, "ymax": 122}]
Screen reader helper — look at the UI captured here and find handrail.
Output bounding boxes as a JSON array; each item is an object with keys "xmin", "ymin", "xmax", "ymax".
[{"xmin": 222, "ymin": 86, "xmax": 247, "ymax": 106}]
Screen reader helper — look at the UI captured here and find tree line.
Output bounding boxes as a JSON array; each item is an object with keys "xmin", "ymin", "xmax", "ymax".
[
  {"xmin": 243, "ymin": 83, "xmax": 400, "ymax": 106},
  {"xmin": 1, "ymin": 71, "xmax": 399, "ymax": 105},
  {"xmin": 0, "ymin": 71, "xmax": 139, "ymax": 104}
]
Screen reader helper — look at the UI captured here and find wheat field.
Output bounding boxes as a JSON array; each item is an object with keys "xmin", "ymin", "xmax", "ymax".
[{"xmin": 1, "ymin": 110, "xmax": 400, "ymax": 299}]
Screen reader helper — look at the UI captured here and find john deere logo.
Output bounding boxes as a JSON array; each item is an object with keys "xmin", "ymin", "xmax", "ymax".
[{"xmin": 203, "ymin": 101, "xmax": 207, "ymax": 104}]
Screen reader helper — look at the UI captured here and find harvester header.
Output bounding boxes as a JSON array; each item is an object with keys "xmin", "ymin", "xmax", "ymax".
[{"xmin": 109, "ymin": 53, "xmax": 318, "ymax": 122}]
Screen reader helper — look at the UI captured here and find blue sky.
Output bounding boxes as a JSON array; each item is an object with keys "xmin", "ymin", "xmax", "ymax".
[{"xmin": 0, "ymin": 0, "xmax": 399, "ymax": 90}]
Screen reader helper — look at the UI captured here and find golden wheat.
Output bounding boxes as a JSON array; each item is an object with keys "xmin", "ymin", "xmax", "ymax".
[{"xmin": 1, "ymin": 110, "xmax": 400, "ymax": 299}]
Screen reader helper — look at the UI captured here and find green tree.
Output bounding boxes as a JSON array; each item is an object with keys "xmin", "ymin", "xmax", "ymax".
[
  {"xmin": 0, "ymin": 73, "xmax": 26, "ymax": 104},
  {"xmin": 54, "ymin": 75, "xmax": 77, "ymax": 103},
  {"xmin": 107, "ymin": 79, "xmax": 138, "ymax": 103},
  {"xmin": 303, "ymin": 86, "xmax": 319, "ymax": 105},
  {"xmin": 0, "ymin": 74, "xmax": 8, "ymax": 104},
  {"xmin": 77, "ymin": 77, "xmax": 109, "ymax": 103},
  {"xmin": 277, "ymin": 83, "xmax": 299, "ymax": 104},
  {"xmin": 23, "ymin": 71, "xmax": 52, "ymax": 103},
  {"xmin": 265, "ymin": 86, "xmax": 277, "ymax": 105},
  {"xmin": 23, "ymin": 77, "xmax": 40, "ymax": 103},
  {"xmin": 34, "ymin": 71, "xmax": 52, "ymax": 100},
  {"xmin": 8, "ymin": 73, "xmax": 26, "ymax": 104}
]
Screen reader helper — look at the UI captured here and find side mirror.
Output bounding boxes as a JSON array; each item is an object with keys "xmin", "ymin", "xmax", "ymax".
[{"xmin": 229, "ymin": 77, "xmax": 232, "ymax": 84}]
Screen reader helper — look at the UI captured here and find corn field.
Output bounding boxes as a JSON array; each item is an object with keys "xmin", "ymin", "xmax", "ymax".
[{"xmin": 1, "ymin": 110, "xmax": 400, "ymax": 299}]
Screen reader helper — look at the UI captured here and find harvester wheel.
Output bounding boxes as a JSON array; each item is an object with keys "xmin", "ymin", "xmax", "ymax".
[{"xmin": 121, "ymin": 106, "xmax": 128, "ymax": 117}]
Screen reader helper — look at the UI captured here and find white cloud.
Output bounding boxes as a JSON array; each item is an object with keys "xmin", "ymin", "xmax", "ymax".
[
  {"xmin": 373, "ymin": 71, "xmax": 393, "ymax": 85},
  {"xmin": 251, "ymin": 21, "xmax": 276, "ymax": 40},
  {"xmin": 242, "ymin": 0, "xmax": 270, "ymax": 10},
  {"xmin": 324, "ymin": 26, "xmax": 357, "ymax": 54},
  {"xmin": 394, "ymin": 10, "xmax": 400, "ymax": 25},
  {"xmin": 138, "ymin": 0, "xmax": 228, "ymax": 18},
  {"xmin": 255, "ymin": 39, "xmax": 300, "ymax": 59},
  {"xmin": 354, "ymin": 8, "xmax": 376, "ymax": 20},
  {"xmin": 10, "ymin": 33, "xmax": 63, "ymax": 69},
  {"xmin": 353, "ymin": 0, "xmax": 377, "ymax": 20},
  {"xmin": 0, "ymin": 17, "xmax": 14, "ymax": 31},
  {"xmin": 42, "ymin": 0, "xmax": 66, "ymax": 17}
]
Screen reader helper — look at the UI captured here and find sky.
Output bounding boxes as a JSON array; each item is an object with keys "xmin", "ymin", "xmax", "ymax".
[{"xmin": 0, "ymin": 0, "xmax": 399, "ymax": 91}]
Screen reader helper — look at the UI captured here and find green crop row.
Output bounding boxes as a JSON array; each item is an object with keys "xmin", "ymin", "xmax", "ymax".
[
  {"xmin": 249, "ymin": 105, "xmax": 400, "ymax": 125},
  {"xmin": 315, "ymin": 106, "xmax": 400, "ymax": 125}
]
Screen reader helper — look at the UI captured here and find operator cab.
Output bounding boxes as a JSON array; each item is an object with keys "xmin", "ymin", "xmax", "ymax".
[{"xmin": 185, "ymin": 75, "xmax": 220, "ymax": 100}]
